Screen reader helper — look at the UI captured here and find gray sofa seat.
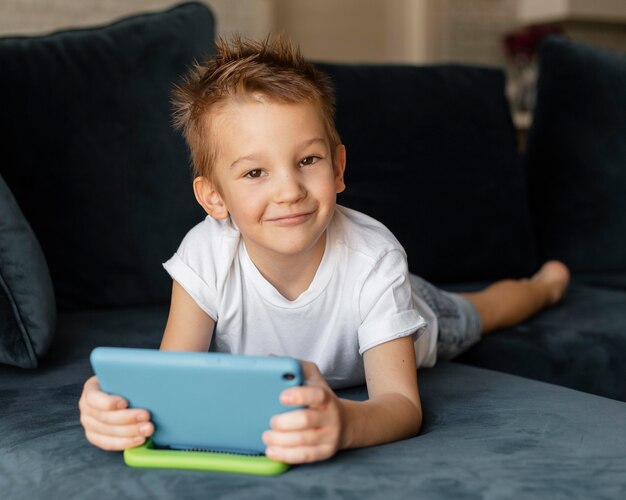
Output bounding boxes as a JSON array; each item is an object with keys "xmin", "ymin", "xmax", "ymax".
[
  {"xmin": 2, "ymin": 306, "xmax": 625, "ymax": 499},
  {"xmin": 457, "ymin": 279, "xmax": 626, "ymax": 401}
]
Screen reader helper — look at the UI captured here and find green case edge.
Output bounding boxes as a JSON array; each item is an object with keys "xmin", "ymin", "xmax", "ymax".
[{"xmin": 123, "ymin": 440, "xmax": 289, "ymax": 476}]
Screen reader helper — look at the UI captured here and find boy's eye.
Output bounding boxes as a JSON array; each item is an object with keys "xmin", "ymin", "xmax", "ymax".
[
  {"xmin": 300, "ymin": 156, "xmax": 320, "ymax": 167},
  {"xmin": 244, "ymin": 169, "xmax": 264, "ymax": 179}
]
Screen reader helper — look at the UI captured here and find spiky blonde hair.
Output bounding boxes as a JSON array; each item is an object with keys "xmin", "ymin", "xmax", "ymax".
[{"xmin": 171, "ymin": 35, "xmax": 341, "ymax": 181}]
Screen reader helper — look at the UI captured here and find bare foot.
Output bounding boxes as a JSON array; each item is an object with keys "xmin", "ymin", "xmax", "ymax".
[
  {"xmin": 531, "ymin": 260, "xmax": 570, "ymax": 305},
  {"xmin": 462, "ymin": 260, "xmax": 571, "ymax": 334}
]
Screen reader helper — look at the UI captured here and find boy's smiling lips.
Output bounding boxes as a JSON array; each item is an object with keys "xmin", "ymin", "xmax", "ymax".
[{"xmin": 265, "ymin": 210, "xmax": 316, "ymax": 226}]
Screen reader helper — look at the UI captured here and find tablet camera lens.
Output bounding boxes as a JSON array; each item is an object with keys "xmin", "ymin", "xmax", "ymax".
[{"xmin": 283, "ymin": 373, "xmax": 295, "ymax": 381}]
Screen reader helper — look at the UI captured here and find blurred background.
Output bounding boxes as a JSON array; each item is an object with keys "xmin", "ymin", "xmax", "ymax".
[{"xmin": 2, "ymin": 0, "xmax": 625, "ymax": 130}]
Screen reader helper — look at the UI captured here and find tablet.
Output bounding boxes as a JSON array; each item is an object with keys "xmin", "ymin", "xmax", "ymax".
[{"xmin": 90, "ymin": 347, "xmax": 304, "ymax": 457}]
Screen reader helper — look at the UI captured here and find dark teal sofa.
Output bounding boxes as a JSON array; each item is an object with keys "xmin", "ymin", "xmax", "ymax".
[{"xmin": 2, "ymin": 3, "xmax": 625, "ymax": 498}]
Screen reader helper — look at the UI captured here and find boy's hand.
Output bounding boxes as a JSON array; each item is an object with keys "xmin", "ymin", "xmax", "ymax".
[
  {"xmin": 78, "ymin": 376, "xmax": 154, "ymax": 451},
  {"xmin": 262, "ymin": 361, "xmax": 345, "ymax": 464}
]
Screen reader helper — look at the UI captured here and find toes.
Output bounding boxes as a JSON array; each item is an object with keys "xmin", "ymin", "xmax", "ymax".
[{"xmin": 539, "ymin": 261, "xmax": 570, "ymax": 304}]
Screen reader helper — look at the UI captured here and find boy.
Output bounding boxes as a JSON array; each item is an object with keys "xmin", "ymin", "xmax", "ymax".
[{"xmin": 79, "ymin": 36, "xmax": 569, "ymax": 464}]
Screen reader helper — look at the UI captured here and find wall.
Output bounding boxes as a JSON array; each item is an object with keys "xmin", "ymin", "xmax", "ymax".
[
  {"xmin": 1, "ymin": 0, "xmax": 624, "ymax": 66},
  {"xmin": 0, "ymin": 0, "xmax": 521, "ymax": 65},
  {"xmin": 273, "ymin": 0, "xmax": 429, "ymax": 63},
  {"xmin": 0, "ymin": 0, "xmax": 274, "ymax": 40},
  {"xmin": 274, "ymin": 0, "xmax": 625, "ymax": 65},
  {"xmin": 429, "ymin": 0, "xmax": 519, "ymax": 66}
]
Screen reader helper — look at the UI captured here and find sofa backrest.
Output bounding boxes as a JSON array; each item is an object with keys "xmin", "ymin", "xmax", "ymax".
[
  {"xmin": 318, "ymin": 63, "xmax": 536, "ymax": 284},
  {"xmin": 1, "ymin": 3, "xmax": 212, "ymax": 310},
  {"xmin": 2, "ymin": 5, "xmax": 539, "ymax": 311},
  {"xmin": 525, "ymin": 36, "xmax": 626, "ymax": 283}
]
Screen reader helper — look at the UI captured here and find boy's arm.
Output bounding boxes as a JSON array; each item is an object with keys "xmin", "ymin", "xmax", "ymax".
[
  {"xmin": 263, "ymin": 335, "xmax": 421, "ymax": 463},
  {"xmin": 160, "ymin": 280, "xmax": 215, "ymax": 351},
  {"xmin": 340, "ymin": 335, "xmax": 422, "ymax": 449}
]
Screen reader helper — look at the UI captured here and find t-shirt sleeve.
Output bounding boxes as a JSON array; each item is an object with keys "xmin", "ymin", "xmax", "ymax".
[
  {"xmin": 162, "ymin": 220, "xmax": 225, "ymax": 321},
  {"xmin": 357, "ymin": 249, "xmax": 427, "ymax": 355}
]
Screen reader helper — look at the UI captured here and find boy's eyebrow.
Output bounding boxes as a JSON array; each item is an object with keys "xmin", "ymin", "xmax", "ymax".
[
  {"xmin": 299, "ymin": 137, "xmax": 327, "ymax": 149},
  {"xmin": 229, "ymin": 137, "xmax": 327, "ymax": 169}
]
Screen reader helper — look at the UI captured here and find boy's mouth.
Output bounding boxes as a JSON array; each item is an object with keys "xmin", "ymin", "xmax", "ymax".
[{"xmin": 266, "ymin": 211, "xmax": 315, "ymax": 226}]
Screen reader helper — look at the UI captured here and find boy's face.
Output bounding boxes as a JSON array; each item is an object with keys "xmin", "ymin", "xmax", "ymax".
[{"xmin": 197, "ymin": 97, "xmax": 345, "ymax": 263}]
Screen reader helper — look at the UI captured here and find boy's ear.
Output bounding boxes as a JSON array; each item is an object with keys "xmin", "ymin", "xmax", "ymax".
[
  {"xmin": 334, "ymin": 144, "xmax": 347, "ymax": 194},
  {"xmin": 193, "ymin": 176, "xmax": 229, "ymax": 220}
]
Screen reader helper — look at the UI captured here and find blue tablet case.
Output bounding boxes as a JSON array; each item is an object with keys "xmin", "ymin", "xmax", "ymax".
[{"xmin": 90, "ymin": 348, "xmax": 303, "ymax": 457}]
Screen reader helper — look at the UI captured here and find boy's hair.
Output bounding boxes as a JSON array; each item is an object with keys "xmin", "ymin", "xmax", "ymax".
[{"xmin": 171, "ymin": 35, "xmax": 341, "ymax": 181}]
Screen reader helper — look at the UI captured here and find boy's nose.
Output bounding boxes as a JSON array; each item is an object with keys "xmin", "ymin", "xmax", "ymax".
[{"xmin": 274, "ymin": 171, "xmax": 306, "ymax": 203}]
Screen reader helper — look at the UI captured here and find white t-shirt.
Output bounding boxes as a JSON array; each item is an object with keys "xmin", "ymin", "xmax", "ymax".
[{"xmin": 163, "ymin": 205, "xmax": 437, "ymax": 389}]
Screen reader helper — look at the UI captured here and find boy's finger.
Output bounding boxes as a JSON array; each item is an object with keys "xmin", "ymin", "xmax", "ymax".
[
  {"xmin": 299, "ymin": 360, "xmax": 323, "ymax": 383},
  {"xmin": 88, "ymin": 407, "xmax": 151, "ymax": 426},
  {"xmin": 265, "ymin": 443, "xmax": 334, "ymax": 464},
  {"xmin": 80, "ymin": 412, "xmax": 154, "ymax": 439},
  {"xmin": 83, "ymin": 375, "xmax": 100, "ymax": 392},
  {"xmin": 84, "ymin": 430, "xmax": 146, "ymax": 452},
  {"xmin": 263, "ymin": 428, "xmax": 325, "ymax": 448},
  {"xmin": 270, "ymin": 408, "xmax": 323, "ymax": 431},
  {"xmin": 80, "ymin": 397, "xmax": 151, "ymax": 425},
  {"xmin": 84, "ymin": 385, "xmax": 127, "ymax": 411},
  {"xmin": 281, "ymin": 385, "xmax": 328, "ymax": 407}
]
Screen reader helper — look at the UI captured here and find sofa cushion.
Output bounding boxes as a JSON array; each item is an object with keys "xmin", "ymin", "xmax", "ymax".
[
  {"xmin": 0, "ymin": 175, "xmax": 56, "ymax": 368},
  {"xmin": 456, "ymin": 279, "xmax": 626, "ymax": 401},
  {"xmin": 526, "ymin": 36, "xmax": 626, "ymax": 277},
  {"xmin": 0, "ymin": 2, "xmax": 212, "ymax": 310},
  {"xmin": 317, "ymin": 63, "xmax": 536, "ymax": 283}
]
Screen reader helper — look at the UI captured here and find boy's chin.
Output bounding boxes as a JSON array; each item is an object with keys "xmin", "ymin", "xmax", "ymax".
[{"xmin": 251, "ymin": 231, "xmax": 328, "ymax": 260}]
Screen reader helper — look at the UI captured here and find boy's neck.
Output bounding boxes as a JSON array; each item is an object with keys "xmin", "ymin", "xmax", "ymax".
[{"xmin": 244, "ymin": 232, "xmax": 327, "ymax": 301}]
